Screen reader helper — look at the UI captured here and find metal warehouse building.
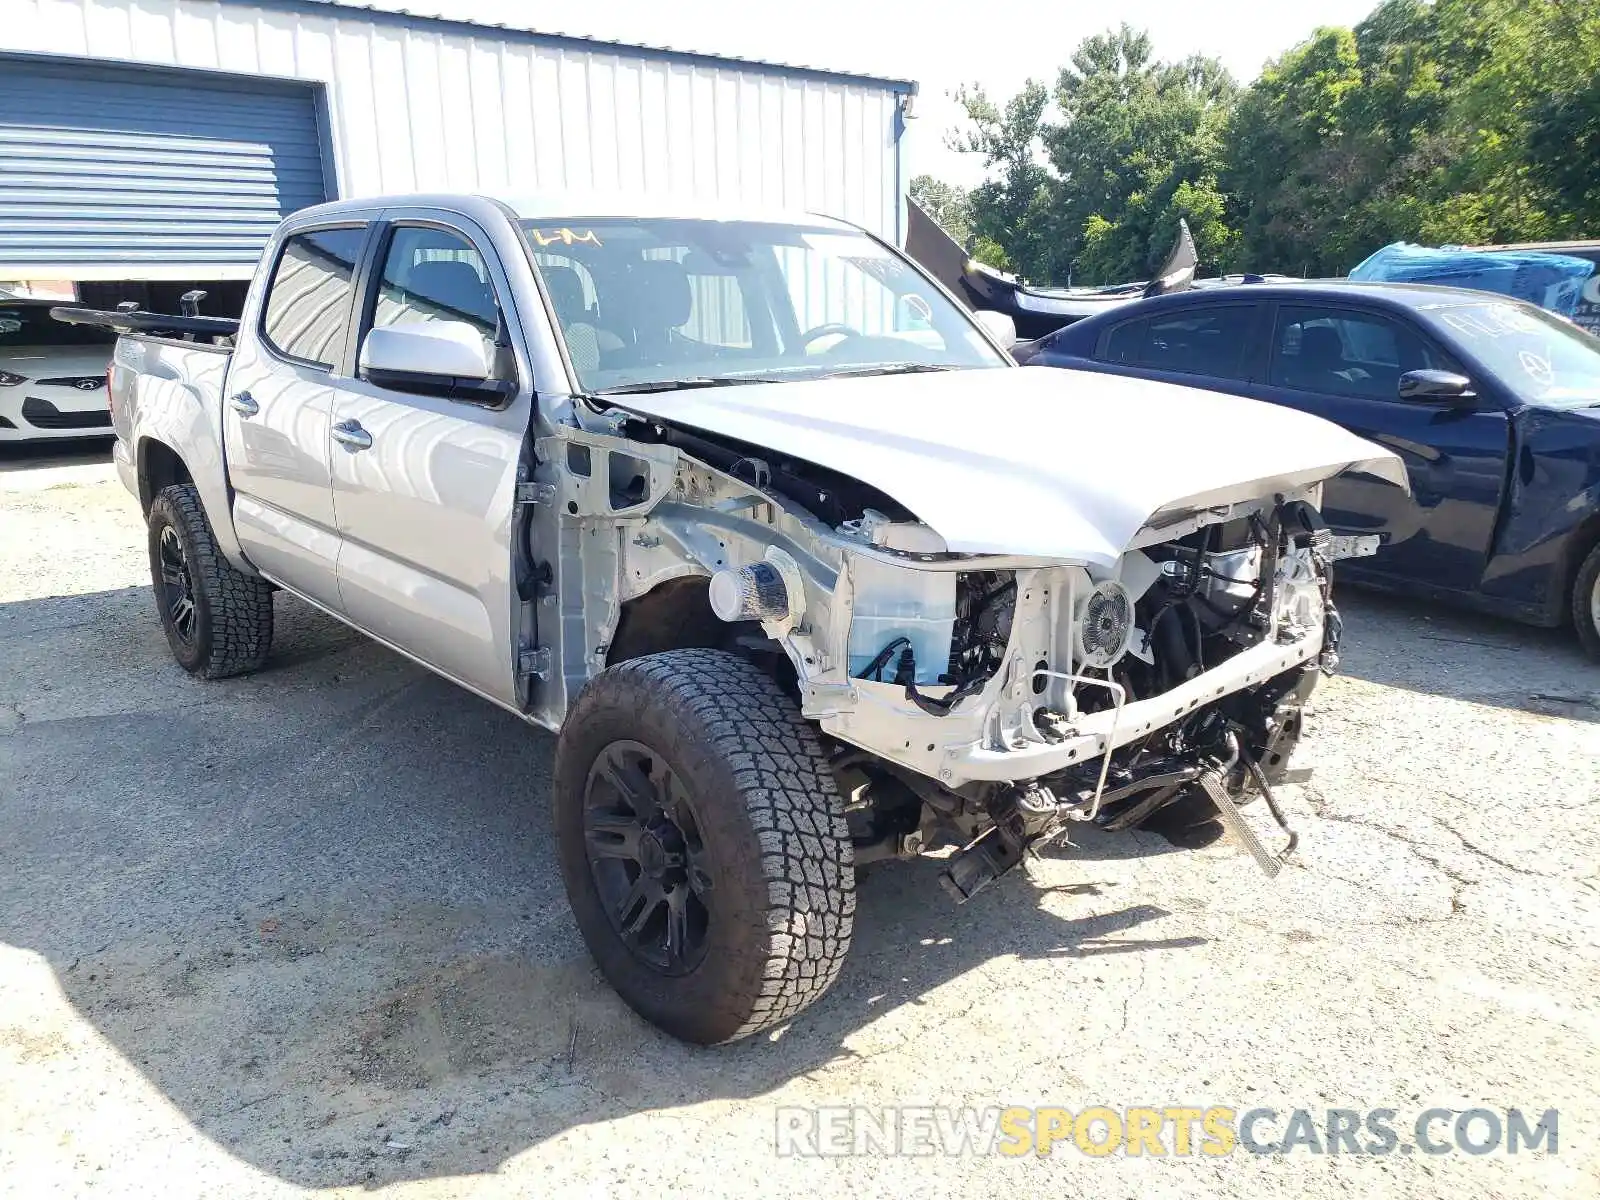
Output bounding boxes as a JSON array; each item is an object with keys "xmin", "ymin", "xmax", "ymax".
[{"xmin": 0, "ymin": 0, "xmax": 915, "ymax": 284}]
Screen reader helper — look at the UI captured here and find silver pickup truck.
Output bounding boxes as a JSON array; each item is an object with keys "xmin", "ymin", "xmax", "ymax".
[{"xmin": 56, "ymin": 193, "xmax": 1405, "ymax": 1044}]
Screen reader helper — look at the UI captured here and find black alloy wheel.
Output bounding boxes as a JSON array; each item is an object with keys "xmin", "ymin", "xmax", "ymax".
[
  {"xmin": 582, "ymin": 740, "xmax": 713, "ymax": 975},
  {"xmin": 145, "ymin": 483, "xmax": 274, "ymax": 678},
  {"xmin": 552, "ymin": 649, "xmax": 854, "ymax": 1044},
  {"xmin": 157, "ymin": 523, "xmax": 198, "ymax": 645}
]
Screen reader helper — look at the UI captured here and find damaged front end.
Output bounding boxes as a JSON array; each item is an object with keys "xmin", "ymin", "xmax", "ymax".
[
  {"xmin": 799, "ymin": 495, "xmax": 1349, "ymax": 902},
  {"xmin": 535, "ymin": 404, "xmax": 1381, "ymax": 904}
]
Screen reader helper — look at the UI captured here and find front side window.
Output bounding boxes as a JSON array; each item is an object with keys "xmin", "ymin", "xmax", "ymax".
[
  {"xmin": 371, "ymin": 225, "xmax": 505, "ymax": 350},
  {"xmin": 261, "ymin": 227, "xmax": 367, "ymax": 369},
  {"xmin": 520, "ymin": 217, "xmax": 1007, "ymax": 392},
  {"xmin": 1270, "ymin": 306, "xmax": 1447, "ymax": 401}
]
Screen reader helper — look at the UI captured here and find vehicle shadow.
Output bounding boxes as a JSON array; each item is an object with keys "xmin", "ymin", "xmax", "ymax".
[
  {"xmin": 1334, "ymin": 585, "xmax": 1599, "ymax": 720},
  {"xmin": 0, "ymin": 586, "xmax": 1207, "ymax": 1189}
]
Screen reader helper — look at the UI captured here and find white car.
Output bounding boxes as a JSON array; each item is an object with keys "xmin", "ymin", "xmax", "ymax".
[{"xmin": 0, "ymin": 300, "xmax": 115, "ymax": 441}]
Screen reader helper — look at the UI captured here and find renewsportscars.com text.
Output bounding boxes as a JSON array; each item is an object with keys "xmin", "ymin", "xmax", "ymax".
[{"xmin": 774, "ymin": 1105, "xmax": 1559, "ymax": 1158}]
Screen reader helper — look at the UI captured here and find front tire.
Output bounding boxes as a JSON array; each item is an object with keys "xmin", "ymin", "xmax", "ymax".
[
  {"xmin": 147, "ymin": 483, "xmax": 274, "ymax": 678},
  {"xmin": 1572, "ymin": 541, "xmax": 1600, "ymax": 662},
  {"xmin": 553, "ymin": 649, "xmax": 854, "ymax": 1044}
]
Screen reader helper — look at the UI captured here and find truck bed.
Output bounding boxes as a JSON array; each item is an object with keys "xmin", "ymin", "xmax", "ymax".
[{"xmin": 70, "ymin": 308, "xmax": 248, "ymax": 573}]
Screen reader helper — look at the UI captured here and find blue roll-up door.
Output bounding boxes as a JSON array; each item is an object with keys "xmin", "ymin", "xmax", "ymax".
[{"xmin": 0, "ymin": 55, "xmax": 329, "ymax": 280}]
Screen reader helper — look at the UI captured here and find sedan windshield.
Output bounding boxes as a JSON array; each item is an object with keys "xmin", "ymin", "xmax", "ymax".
[
  {"xmin": 1433, "ymin": 301, "xmax": 1600, "ymax": 408},
  {"xmin": 520, "ymin": 217, "xmax": 1007, "ymax": 392}
]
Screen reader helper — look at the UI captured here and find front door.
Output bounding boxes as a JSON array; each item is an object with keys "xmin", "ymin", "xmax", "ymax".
[
  {"xmin": 1252, "ymin": 303, "xmax": 1511, "ymax": 594},
  {"xmin": 328, "ymin": 216, "xmax": 532, "ymax": 705},
  {"xmin": 223, "ymin": 222, "xmax": 370, "ymax": 612}
]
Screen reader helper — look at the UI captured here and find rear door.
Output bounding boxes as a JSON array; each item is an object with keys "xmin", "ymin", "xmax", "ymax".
[
  {"xmin": 224, "ymin": 220, "xmax": 372, "ymax": 611},
  {"xmin": 327, "ymin": 211, "xmax": 532, "ymax": 704},
  {"xmin": 1251, "ymin": 303, "xmax": 1511, "ymax": 592}
]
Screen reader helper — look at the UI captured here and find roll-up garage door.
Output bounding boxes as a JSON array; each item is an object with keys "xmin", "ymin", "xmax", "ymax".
[{"xmin": 0, "ymin": 55, "xmax": 329, "ymax": 280}]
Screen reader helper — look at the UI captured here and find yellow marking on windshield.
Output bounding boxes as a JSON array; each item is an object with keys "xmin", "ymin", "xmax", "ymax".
[{"xmin": 530, "ymin": 228, "xmax": 603, "ymax": 248}]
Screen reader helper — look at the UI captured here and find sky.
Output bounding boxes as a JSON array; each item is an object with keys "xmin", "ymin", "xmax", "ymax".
[{"xmin": 367, "ymin": 0, "xmax": 1381, "ymax": 185}]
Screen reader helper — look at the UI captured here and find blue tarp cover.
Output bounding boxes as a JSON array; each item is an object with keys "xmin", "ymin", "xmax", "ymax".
[{"xmin": 1349, "ymin": 242, "xmax": 1596, "ymax": 316}]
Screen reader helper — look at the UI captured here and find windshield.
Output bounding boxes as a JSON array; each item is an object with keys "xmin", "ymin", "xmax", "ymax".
[
  {"xmin": 0, "ymin": 304, "xmax": 115, "ymax": 351},
  {"xmin": 520, "ymin": 217, "xmax": 1007, "ymax": 392},
  {"xmin": 1432, "ymin": 301, "xmax": 1600, "ymax": 408}
]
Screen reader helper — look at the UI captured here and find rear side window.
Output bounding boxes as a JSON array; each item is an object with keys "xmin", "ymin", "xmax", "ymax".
[
  {"xmin": 1138, "ymin": 305, "xmax": 1260, "ymax": 380},
  {"xmin": 261, "ymin": 227, "xmax": 367, "ymax": 369},
  {"xmin": 1101, "ymin": 318, "xmax": 1149, "ymax": 363}
]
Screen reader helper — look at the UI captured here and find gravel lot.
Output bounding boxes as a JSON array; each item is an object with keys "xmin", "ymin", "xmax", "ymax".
[{"xmin": 2, "ymin": 444, "xmax": 1597, "ymax": 1199}]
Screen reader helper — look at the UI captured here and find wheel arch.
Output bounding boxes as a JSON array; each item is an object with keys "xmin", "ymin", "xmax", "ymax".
[
  {"xmin": 136, "ymin": 436, "xmax": 192, "ymax": 515},
  {"xmin": 1557, "ymin": 512, "xmax": 1600, "ymax": 627},
  {"xmin": 606, "ymin": 575, "xmax": 727, "ymax": 667}
]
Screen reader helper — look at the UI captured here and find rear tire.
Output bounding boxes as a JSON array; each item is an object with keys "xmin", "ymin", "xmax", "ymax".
[
  {"xmin": 1573, "ymin": 542, "xmax": 1600, "ymax": 662},
  {"xmin": 147, "ymin": 483, "xmax": 273, "ymax": 679},
  {"xmin": 553, "ymin": 649, "xmax": 854, "ymax": 1044}
]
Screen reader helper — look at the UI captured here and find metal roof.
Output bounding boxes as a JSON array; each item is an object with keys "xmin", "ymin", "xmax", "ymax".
[
  {"xmin": 290, "ymin": 190, "xmax": 865, "ymax": 228},
  {"xmin": 243, "ymin": 0, "xmax": 919, "ymax": 95}
]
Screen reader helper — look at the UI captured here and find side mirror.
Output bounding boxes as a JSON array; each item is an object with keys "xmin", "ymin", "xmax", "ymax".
[
  {"xmin": 973, "ymin": 309, "xmax": 1018, "ymax": 348},
  {"xmin": 1398, "ymin": 368, "xmax": 1475, "ymax": 403},
  {"xmin": 358, "ymin": 321, "xmax": 511, "ymax": 401}
]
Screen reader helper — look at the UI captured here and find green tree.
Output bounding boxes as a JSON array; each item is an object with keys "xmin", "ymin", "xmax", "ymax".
[
  {"xmin": 1222, "ymin": 26, "xmax": 1367, "ymax": 275},
  {"xmin": 947, "ymin": 79, "xmax": 1057, "ymax": 279},
  {"xmin": 932, "ymin": 4, "xmax": 1600, "ymax": 287},
  {"xmin": 947, "ymin": 26, "xmax": 1238, "ymax": 285},
  {"xmin": 1045, "ymin": 29, "xmax": 1238, "ymax": 282},
  {"xmin": 1223, "ymin": 0, "xmax": 1600, "ymax": 271},
  {"xmin": 1529, "ymin": 76, "xmax": 1600, "ymax": 226},
  {"xmin": 1426, "ymin": 0, "xmax": 1600, "ymax": 241}
]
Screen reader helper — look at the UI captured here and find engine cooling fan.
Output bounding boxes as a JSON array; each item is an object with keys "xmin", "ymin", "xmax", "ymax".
[{"xmin": 1074, "ymin": 579, "xmax": 1136, "ymax": 669}]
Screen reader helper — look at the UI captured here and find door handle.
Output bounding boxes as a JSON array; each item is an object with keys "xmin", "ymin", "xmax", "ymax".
[
  {"xmin": 228, "ymin": 391, "xmax": 259, "ymax": 417},
  {"xmin": 330, "ymin": 419, "xmax": 373, "ymax": 451}
]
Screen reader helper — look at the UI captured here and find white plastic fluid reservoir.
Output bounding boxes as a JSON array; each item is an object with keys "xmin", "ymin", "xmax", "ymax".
[{"xmin": 844, "ymin": 520, "xmax": 956, "ymax": 686}]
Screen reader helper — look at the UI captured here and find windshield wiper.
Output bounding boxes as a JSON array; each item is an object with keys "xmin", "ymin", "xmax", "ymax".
[
  {"xmin": 809, "ymin": 362, "xmax": 956, "ymax": 379},
  {"xmin": 591, "ymin": 362, "xmax": 956, "ymax": 396},
  {"xmin": 591, "ymin": 374, "xmax": 801, "ymax": 396}
]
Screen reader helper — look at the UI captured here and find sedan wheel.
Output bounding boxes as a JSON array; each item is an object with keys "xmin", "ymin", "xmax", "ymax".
[{"xmin": 1571, "ymin": 542, "xmax": 1600, "ymax": 662}]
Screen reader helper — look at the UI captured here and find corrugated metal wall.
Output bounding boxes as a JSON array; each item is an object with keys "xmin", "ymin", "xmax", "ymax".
[{"xmin": 0, "ymin": 0, "xmax": 908, "ymax": 281}]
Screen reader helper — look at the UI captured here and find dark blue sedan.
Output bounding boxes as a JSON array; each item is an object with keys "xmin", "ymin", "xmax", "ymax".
[{"xmin": 1013, "ymin": 281, "xmax": 1600, "ymax": 658}]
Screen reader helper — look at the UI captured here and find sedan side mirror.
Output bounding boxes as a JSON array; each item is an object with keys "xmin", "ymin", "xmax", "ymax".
[
  {"xmin": 359, "ymin": 321, "xmax": 512, "ymax": 402},
  {"xmin": 1398, "ymin": 368, "xmax": 1475, "ymax": 403},
  {"xmin": 973, "ymin": 309, "xmax": 1018, "ymax": 348}
]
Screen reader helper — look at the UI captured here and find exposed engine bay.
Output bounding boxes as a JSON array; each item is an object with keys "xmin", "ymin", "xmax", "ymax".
[
  {"xmin": 548, "ymin": 408, "xmax": 1381, "ymax": 904},
  {"xmin": 825, "ymin": 500, "xmax": 1338, "ymax": 902}
]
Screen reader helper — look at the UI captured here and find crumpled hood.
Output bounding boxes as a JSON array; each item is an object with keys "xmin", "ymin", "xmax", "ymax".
[{"xmin": 619, "ymin": 365, "xmax": 1409, "ymax": 565}]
